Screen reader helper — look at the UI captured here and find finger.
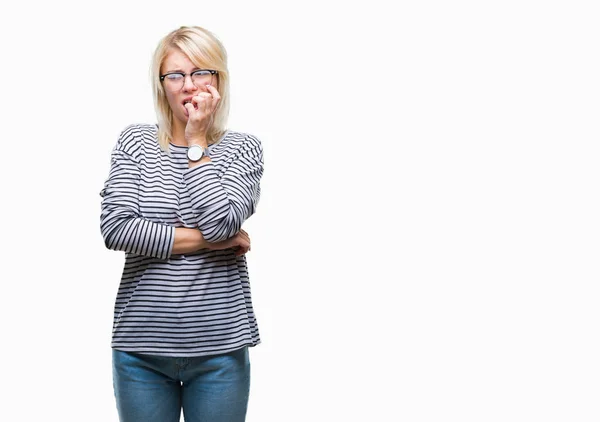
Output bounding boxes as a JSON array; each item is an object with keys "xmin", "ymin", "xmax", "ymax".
[
  {"xmin": 205, "ymin": 84, "xmax": 221, "ymax": 101},
  {"xmin": 233, "ymin": 235, "xmax": 248, "ymax": 247},
  {"xmin": 184, "ymin": 102, "xmax": 196, "ymax": 114},
  {"xmin": 192, "ymin": 93, "xmax": 212, "ymax": 111},
  {"xmin": 205, "ymin": 84, "xmax": 221, "ymax": 110},
  {"xmin": 195, "ymin": 92, "xmax": 212, "ymax": 100},
  {"xmin": 235, "ymin": 246, "xmax": 249, "ymax": 256}
]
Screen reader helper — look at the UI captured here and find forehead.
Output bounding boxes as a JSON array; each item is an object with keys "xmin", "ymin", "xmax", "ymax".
[{"xmin": 161, "ymin": 48, "xmax": 196, "ymax": 72}]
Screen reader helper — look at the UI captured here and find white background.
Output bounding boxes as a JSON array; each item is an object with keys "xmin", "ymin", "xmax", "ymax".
[{"xmin": 1, "ymin": 1, "xmax": 599, "ymax": 421}]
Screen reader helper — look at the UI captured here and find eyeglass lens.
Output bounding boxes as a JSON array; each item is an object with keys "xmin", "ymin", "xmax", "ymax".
[{"xmin": 163, "ymin": 71, "xmax": 214, "ymax": 90}]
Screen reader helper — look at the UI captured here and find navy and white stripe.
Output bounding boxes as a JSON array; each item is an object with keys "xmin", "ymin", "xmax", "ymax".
[{"xmin": 100, "ymin": 123, "xmax": 263, "ymax": 357}]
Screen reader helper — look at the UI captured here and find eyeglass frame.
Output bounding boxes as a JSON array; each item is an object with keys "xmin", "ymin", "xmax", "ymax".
[{"xmin": 159, "ymin": 69, "xmax": 218, "ymax": 89}]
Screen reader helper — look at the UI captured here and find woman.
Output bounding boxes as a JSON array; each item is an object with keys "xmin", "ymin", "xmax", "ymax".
[{"xmin": 99, "ymin": 26, "xmax": 264, "ymax": 422}]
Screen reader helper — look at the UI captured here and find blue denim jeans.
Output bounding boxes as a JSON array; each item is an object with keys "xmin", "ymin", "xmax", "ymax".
[{"xmin": 112, "ymin": 346, "xmax": 250, "ymax": 422}]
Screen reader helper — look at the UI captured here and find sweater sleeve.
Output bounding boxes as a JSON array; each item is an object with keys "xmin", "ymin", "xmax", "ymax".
[
  {"xmin": 181, "ymin": 134, "xmax": 264, "ymax": 243},
  {"xmin": 99, "ymin": 126, "xmax": 175, "ymax": 259}
]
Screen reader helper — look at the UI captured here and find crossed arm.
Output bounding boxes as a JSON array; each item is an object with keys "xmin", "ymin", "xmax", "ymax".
[{"xmin": 99, "ymin": 130, "xmax": 261, "ymax": 259}]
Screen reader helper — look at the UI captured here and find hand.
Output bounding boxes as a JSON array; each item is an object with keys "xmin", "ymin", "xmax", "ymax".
[
  {"xmin": 205, "ymin": 229, "xmax": 251, "ymax": 257},
  {"xmin": 184, "ymin": 84, "xmax": 221, "ymax": 146}
]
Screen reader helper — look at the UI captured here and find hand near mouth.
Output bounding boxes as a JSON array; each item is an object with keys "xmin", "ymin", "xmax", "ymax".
[{"xmin": 184, "ymin": 84, "xmax": 221, "ymax": 146}]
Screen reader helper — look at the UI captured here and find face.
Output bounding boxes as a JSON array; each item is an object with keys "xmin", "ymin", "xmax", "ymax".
[{"xmin": 160, "ymin": 48, "xmax": 217, "ymax": 126}]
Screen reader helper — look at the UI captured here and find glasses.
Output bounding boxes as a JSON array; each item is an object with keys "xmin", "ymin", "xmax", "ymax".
[{"xmin": 160, "ymin": 69, "xmax": 218, "ymax": 91}]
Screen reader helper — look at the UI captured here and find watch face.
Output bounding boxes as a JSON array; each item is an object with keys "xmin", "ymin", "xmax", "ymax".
[{"xmin": 187, "ymin": 145, "xmax": 203, "ymax": 161}]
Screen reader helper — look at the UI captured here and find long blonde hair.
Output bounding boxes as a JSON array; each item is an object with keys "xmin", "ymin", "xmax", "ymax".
[{"xmin": 150, "ymin": 26, "xmax": 230, "ymax": 152}]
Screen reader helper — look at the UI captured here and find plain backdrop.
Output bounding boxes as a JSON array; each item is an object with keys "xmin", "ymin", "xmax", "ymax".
[{"xmin": 1, "ymin": 1, "xmax": 599, "ymax": 421}]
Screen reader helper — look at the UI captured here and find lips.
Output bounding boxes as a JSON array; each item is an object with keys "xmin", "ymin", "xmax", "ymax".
[
  {"xmin": 182, "ymin": 97, "xmax": 197, "ymax": 108},
  {"xmin": 182, "ymin": 97, "xmax": 198, "ymax": 116}
]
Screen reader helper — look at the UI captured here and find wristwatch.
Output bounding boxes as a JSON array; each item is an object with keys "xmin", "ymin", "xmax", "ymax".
[{"xmin": 187, "ymin": 144, "xmax": 208, "ymax": 161}]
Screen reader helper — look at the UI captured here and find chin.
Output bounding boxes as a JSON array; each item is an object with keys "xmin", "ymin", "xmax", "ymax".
[{"xmin": 173, "ymin": 112, "xmax": 189, "ymax": 124}]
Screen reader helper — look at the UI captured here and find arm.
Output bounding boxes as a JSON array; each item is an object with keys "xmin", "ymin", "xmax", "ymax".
[
  {"xmin": 100, "ymin": 126, "xmax": 208, "ymax": 258},
  {"xmin": 182, "ymin": 134, "xmax": 264, "ymax": 243},
  {"xmin": 172, "ymin": 227, "xmax": 207, "ymax": 254}
]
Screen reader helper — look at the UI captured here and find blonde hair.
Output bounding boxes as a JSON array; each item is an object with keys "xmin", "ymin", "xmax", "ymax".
[{"xmin": 150, "ymin": 26, "xmax": 230, "ymax": 152}]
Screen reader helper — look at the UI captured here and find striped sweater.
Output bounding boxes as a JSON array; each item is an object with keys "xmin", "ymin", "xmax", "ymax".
[{"xmin": 100, "ymin": 123, "xmax": 263, "ymax": 357}]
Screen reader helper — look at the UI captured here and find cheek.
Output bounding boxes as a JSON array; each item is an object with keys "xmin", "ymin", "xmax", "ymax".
[{"xmin": 165, "ymin": 93, "xmax": 180, "ymax": 112}]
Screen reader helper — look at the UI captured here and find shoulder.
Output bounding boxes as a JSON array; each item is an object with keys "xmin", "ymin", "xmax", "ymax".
[
  {"xmin": 114, "ymin": 123, "xmax": 159, "ymax": 160},
  {"xmin": 224, "ymin": 130, "xmax": 263, "ymax": 155}
]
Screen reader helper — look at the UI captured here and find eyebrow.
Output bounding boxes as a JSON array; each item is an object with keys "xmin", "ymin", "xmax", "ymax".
[{"xmin": 162, "ymin": 67, "xmax": 202, "ymax": 74}]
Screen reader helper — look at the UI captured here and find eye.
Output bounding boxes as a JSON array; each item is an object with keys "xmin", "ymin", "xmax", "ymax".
[
  {"xmin": 165, "ymin": 73, "xmax": 184, "ymax": 80},
  {"xmin": 192, "ymin": 70, "xmax": 212, "ymax": 77}
]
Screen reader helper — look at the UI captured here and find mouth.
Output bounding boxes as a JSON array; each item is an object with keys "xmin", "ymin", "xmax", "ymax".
[{"xmin": 182, "ymin": 97, "xmax": 198, "ymax": 115}]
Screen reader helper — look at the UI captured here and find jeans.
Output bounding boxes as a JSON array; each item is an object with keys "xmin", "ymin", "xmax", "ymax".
[{"xmin": 112, "ymin": 346, "xmax": 251, "ymax": 422}]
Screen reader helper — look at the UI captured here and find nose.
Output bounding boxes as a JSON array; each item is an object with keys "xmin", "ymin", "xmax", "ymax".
[{"xmin": 182, "ymin": 75, "xmax": 198, "ymax": 91}]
